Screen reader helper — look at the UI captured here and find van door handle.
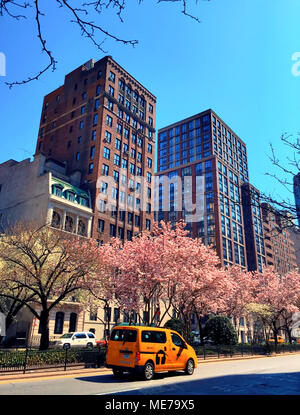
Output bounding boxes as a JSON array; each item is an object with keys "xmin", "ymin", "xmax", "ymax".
[{"xmin": 164, "ymin": 346, "xmax": 167, "ymax": 351}]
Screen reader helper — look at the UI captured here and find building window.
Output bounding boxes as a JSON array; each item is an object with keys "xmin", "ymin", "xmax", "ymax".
[
  {"xmin": 114, "ymin": 154, "xmax": 120, "ymax": 166},
  {"xmin": 88, "ymin": 163, "xmax": 94, "ymax": 174},
  {"xmin": 51, "ymin": 211, "xmax": 61, "ymax": 228},
  {"xmin": 110, "ymin": 224, "xmax": 116, "ymax": 237},
  {"xmin": 116, "ymin": 122, "xmax": 122, "ymax": 135},
  {"xmin": 106, "ymin": 115, "xmax": 113, "ymax": 127},
  {"xmin": 90, "ymin": 146, "xmax": 95, "ymax": 159},
  {"xmin": 98, "ymin": 219, "xmax": 105, "ymax": 232},
  {"xmin": 89, "ymin": 310, "xmax": 97, "ymax": 321},
  {"xmin": 99, "ymin": 199, "xmax": 106, "ymax": 213},
  {"xmin": 100, "ymin": 181, "xmax": 108, "ymax": 194},
  {"xmin": 103, "ymin": 147, "xmax": 110, "ymax": 159},
  {"xmin": 69, "ymin": 313, "xmax": 77, "ymax": 332},
  {"xmin": 104, "ymin": 131, "xmax": 111, "ymax": 143},
  {"xmin": 54, "ymin": 312, "xmax": 64, "ymax": 334},
  {"xmin": 115, "ymin": 138, "xmax": 121, "ymax": 150},
  {"xmin": 93, "ymin": 114, "xmax": 98, "ymax": 126},
  {"xmin": 94, "ymin": 98, "xmax": 100, "ymax": 110},
  {"xmin": 109, "ymin": 71, "xmax": 115, "ymax": 82},
  {"xmin": 65, "ymin": 216, "xmax": 74, "ymax": 232},
  {"xmin": 102, "ymin": 163, "xmax": 109, "ymax": 176}
]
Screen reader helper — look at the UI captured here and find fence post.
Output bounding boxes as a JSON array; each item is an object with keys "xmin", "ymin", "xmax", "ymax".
[
  {"xmin": 64, "ymin": 347, "xmax": 68, "ymax": 371},
  {"xmin": 251, "ymin": 343, "xmax": 253, "ymax": 356},
  {"xmin": 241, "ymin": 343, "xmax": 244, "ymax": 357},
  {"xmin": 217, "ymin": 345, "xmax": 220, "ymax": 359},
  {"xmin": 203, "ymin": 345, "xmax": 206, "ymax": 360},
  {"xmin": 23, "ymin": 347, "xmax": 29, "ymax": 374}
]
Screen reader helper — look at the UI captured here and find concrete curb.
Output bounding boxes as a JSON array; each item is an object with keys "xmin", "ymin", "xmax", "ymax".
[{"xmin": 0, "ymin": 352, "xmax": 299, "ymax": 382}]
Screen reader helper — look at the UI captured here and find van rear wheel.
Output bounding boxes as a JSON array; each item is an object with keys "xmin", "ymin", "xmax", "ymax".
[
  {"xmin": 112, "ymin": 368, "xmax": 124, "ymax": 378},
  {"xmin": 143, "ymin": 362, "xmax": 154, "ymax": 381},
  {"xmin": 185, "ymin": 359, "xmax": 195, "ymax": 375}
]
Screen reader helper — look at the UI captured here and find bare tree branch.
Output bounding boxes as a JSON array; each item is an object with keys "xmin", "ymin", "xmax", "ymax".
[{"xmin": 1, "ymin": 0, "xmax": 204, "ymax": 86}]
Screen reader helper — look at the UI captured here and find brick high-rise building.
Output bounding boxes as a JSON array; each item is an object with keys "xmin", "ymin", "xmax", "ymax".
[
  {"xmin": 293, "ymin": 172, "xmax": 300, "ymax": 228},
  {"xmin": 155, "ymin": 109, "xmax": 249, "ymax": 268},
  {"xmin": 241, "ymin": 182, "xmax": 266, "ymax": 272},
  {"xmin": 35, "ymin": 56, "xmax": 156, "ymax": 243},
  {"xmin": 261, "ymin": 203, "xmax": 297, "ymax": 274}
]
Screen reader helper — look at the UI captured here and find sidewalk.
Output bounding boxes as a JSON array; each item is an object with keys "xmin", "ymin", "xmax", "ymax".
[{"xmin": 0, "ymin": 353, "xmax": 276, "ymax": 383}]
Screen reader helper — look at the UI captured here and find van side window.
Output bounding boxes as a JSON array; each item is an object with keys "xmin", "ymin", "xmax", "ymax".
[
  {"xmin": 141, "ymin": 331, "xmax": 166, "ymax": 343},
  {"xmin": 171, "ymin": 333, "xmax": 185, "ymax": 348},
  {"xmin": 110, "ymin": 329, "xmax": 137, "ymax": 342}
]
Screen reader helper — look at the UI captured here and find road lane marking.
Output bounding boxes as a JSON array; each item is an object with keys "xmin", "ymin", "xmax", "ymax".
[{"xmin": 96, "ymin": 387, "xmax": 141, "ymax": 395}]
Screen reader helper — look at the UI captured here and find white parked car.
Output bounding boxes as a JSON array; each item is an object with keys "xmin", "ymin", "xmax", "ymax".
[{"xmin": 54, "ymin": 332, "xmax": 97, "ymax": 349}]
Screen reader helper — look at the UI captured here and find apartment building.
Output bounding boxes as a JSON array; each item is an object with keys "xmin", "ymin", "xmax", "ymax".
[
  {"xmin": 35, "ymin": 56, "xmax": 156, "ymax": 244},
  {"xmin": 155, "ymin": 109, "xmax": 248, "ymax": 268},
  {"xmin": 261, "ymin": 203, "xmax": 297, "ymax": 274}
]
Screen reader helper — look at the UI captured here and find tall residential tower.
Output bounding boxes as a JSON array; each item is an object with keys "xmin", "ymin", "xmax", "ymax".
[
  {"xmin": 35, "ymin": 56, "xmax": 156, "ymax": 244},
  {"xmin": 155, "ymin": 109, "xmax": 249, "ymax": 268}
]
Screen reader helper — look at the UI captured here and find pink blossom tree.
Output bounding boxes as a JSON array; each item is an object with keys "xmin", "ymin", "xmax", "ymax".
[
  {"xmin": 254, "ymin": 267, "xmax": 300, "ymax": 346},
  {"xmin": 221, "ymin": 265, "xmax": 257, "ymax": 340},
  {"xmin": 0, "ymin": 223, "xmax": 101, "ymax": 350},
  {"xmin": 81, "ymin": 238, "xmax": 122, "ymax": 339}
]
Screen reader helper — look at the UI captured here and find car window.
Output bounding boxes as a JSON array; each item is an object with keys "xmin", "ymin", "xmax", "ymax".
[
  {"xmin": 171, "ymin": 332, "xmax": 185, "ymax": 348},
  {"xmin": 87, "ymin": 333, "xmax": 95, "ymax": 339},
  {"xmin": 141, "ymin": 330, "xmax": 166, "ymax": 343},
  {"xmin": 110, "ymin": 329, "xmax": 137, "ymax": 342},
  {"xmin": 60, "ymin": 333, "xmax": 73, "ymax": 338},
  {"xmin": 74, "ymin": 333, "xmax": 87, "ymax": 339}
]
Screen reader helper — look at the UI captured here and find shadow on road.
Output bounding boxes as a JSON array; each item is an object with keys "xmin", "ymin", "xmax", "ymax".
[
  {"xmin": 76, "ymin": 370, "xmax": 300, "ymax": 395},
  {"xmin": 76, "ymin": 370, "xmax": 184, "ymax": 384}
]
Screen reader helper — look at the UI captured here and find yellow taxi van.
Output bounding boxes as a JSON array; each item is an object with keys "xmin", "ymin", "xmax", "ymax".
[
  {"xmin": 268, "ymin": 335, "xmax": 285, "ymax": 343},
  {"xmin": 105, "ymin": 325, "xmax": 197, "ymax": 380}
]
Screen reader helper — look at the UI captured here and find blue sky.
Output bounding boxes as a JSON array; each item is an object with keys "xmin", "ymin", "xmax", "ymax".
[{"xmin": 0, "ymin": 0, "xmax": 299, "ymax": 206}]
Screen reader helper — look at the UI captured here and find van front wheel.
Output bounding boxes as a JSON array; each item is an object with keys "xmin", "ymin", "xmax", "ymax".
[
  {"xmin": 143, "ymin": 362, "xmax": 154, "ymax": 381},
  {"xmin": 185, "ymin": 359, "xmax": 195, "ymax": 375}
]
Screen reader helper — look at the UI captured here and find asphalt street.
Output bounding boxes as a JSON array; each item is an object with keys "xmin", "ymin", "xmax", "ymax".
[{"xmin": 1, "ymin": 354, "xmax": 300, "ymax": 395}]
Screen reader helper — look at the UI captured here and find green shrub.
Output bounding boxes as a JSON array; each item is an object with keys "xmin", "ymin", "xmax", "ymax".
[
  {"xmin": 0, "ymin": 348, "xmax": 106, "ymax": 369},
  {"xmin": 164, "ymin": 318, "xmax": 185, "ymax": 335},
  {"xmin": 204, "ymin": 315, "xmax": 238, "ymax": 345}
]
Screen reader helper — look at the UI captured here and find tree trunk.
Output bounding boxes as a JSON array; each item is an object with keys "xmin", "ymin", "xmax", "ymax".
[
  {"xmin": 39, "ymin": 309, "xmax": 50, "ymax": 351},
  {"xmin": 195, "ymin": 311, "xmax": 204, "ymax": 344}
]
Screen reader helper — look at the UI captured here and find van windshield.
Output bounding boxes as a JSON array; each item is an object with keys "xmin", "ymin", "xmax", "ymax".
[{"xmin": 110, "ymin": 329, "xmax": 137, "ymax": 342}]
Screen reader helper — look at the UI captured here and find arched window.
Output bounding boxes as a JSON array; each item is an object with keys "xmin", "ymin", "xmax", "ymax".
[
  {"xmin": 69, "ymin": 313, "xmax": 77, "ymax": 332},
  {"xmin": 52, "ymin": 184, "xmax": 64, "ymax": 197},
  {"xmin": 54, "ymin": 312, "xmax": 65, "ymax": 334},
  {"xmin": 78, "ymin": 220, "xmax": 86, "ymax": 236},
  {"xmin": 65, "ymin": 216, "xmax": 74, "ymax": 232},
  {"xmin": 51, "ymin": 211, "xmax": 61, "ymax": 228}
]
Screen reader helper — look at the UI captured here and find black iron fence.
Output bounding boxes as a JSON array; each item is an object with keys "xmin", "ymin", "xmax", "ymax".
[
  {"xmin": 194, "ymin": 342, "xmax": 300, "ymax": 359},
  {"xmin": 1, "ymin": 343, "xmax": 300, "ymax": 375},
  {"xmin": 0, "ymin": 347, "xmax": 107, "ymax": 374}
]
